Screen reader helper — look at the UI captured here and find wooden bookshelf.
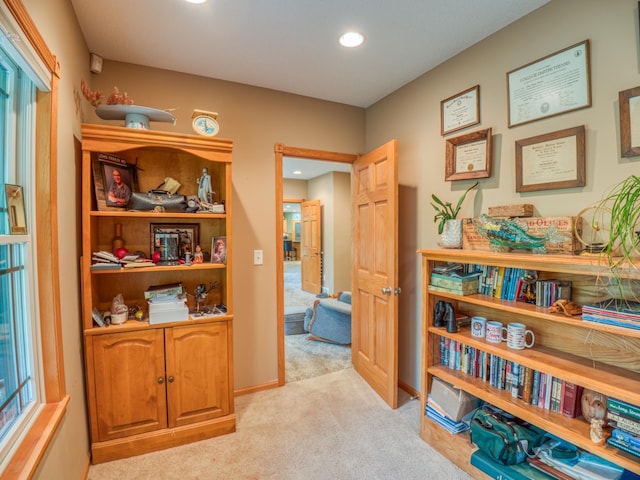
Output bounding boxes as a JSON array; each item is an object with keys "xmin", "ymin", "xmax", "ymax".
[{"xmin": 418, "ymin": 249, "xmax": 640, "ymax": 477}]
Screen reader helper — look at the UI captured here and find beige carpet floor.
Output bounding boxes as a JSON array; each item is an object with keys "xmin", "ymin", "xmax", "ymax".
[
  {"xmin": 285, "ymin": 333, "xmax": 352, "ymax": 383},
  {"xmin": 87, "ymin": 367, "xmax": 473, "ymax": 480}
]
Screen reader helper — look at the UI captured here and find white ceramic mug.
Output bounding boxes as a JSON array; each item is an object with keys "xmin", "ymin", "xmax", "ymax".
[
  {"xmin": 485, "ymin": 321, "xmax": 504, "ymax": 343},
  {"xmin": 471, "ymin": 316, "xmax": 487, "ymax": 338},
  {"xmin": 506, "ymin": 322, "xmax": 535, "ymax": 349}
]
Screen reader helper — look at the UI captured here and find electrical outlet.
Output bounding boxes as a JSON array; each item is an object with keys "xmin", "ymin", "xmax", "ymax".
[{"xmin": 253, "ymin": 250, "xmax": 263, "ymax": 265}]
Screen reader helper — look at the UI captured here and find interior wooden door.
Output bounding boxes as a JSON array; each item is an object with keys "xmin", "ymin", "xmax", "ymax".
[
  {"xmin": 301, "ymin": 199, "xmax": 322, "ymax": 294},
  {"xmin": 351, "ymin": 140, "xmax": 399, "ymax": 409}
]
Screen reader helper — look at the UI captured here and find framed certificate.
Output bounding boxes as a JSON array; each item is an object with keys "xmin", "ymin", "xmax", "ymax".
[
  {"xmin": 515, "ymin": 125, "xmax": 586, "ymax": 192},
  {"xmin": 619, "ymin": 86, "xmax": 640, "ymax": 158},
  {"xmin": 507, "ymin": 40, "xmax": 591, "ymax": 128},
  {"xmin": 440, "ymin": 85, "xmax": 480, "ymax": 136},
  {"xmin": 445, "ymin": 128, "xmax": 492, "ymax": 181}
]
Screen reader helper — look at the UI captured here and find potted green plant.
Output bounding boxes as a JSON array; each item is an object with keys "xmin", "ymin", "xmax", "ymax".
[
  {"xmin": 431, "ymin": 182, "xmax": 478, "ymax": 247},
  {"xmin": 595, "ymin": 175, "xmax": 640, "ymax": 270}
]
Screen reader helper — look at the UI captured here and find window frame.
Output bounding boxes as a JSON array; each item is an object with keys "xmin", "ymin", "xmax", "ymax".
[{"xmin": 0, "ymin": 0, "xmax": 67, "ymax": 478}]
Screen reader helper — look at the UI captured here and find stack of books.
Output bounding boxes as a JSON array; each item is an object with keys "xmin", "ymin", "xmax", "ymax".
[
  {"xmin": 425, "ymin": 398, "xmax": 469, "ymax": 434},
  {"xmin": 90, "ymin": 250, "xmax": 154, "ymax": 270},
  {"xmin": 582, "ymin": 299, "xmax": 640, "ymax": 330},
  {"xmin": 606, "ymin": 397, "xmax": 640, "ymax": 458},
  {"xmin": 145, "ymin": 283, "xmax": 188, "ymax": 324}
]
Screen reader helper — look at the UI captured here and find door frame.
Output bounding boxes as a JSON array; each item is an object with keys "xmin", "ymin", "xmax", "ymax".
[{"xmin": 275, "ymin": 143, "xmax": 357, "ymax": 385}]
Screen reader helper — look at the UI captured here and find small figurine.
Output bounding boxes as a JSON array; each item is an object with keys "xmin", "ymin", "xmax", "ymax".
[
  {"xmin": 590, "ymin": 418, "xmax": 606, "ymax": 445},
  {"xmin": 192, "ymin": 244, "xmax": 203, "ymax": 264},
  {"xmin": 197, "ymin": 167, "xmax": 213, "ymax": 203}
]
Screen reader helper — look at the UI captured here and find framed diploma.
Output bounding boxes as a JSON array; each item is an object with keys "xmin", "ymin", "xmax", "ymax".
[
  {"xmin": 618, "ymin": 86, "xmax": 640, "ymax": 157},
  {"xmin": 440, "ymin": 85, "xmax": 480, "ymax": 136},
  {"xmin": 515, "ymin": 125, "xmax": 586, "ymax": 193},
  {"xmin": 507, "ymin": 40, "xmax": 591, "ymax": 128},
  {"xmin": 445, "ymin": 128, "xmax": 492, "ymax": 181}
]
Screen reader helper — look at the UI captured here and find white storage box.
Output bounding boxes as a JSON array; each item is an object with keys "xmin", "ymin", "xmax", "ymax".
[
  {"xmin": 429, "ymin": 377, "xmax": 479, "ymax": 421},
  {"xmin": 148, "ymin": 301, "xmax": 189, "ymax": 325}
]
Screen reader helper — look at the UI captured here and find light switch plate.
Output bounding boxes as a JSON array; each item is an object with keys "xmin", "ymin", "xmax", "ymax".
[{"xmin": 253, "ymin": 250, "xmax": 263, "ymax": 265}]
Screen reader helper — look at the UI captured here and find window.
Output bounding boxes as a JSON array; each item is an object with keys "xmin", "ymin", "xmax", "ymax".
[
  {"xmin": 0, "ymin": 1, "xmax": 66, "ymax": 477},
  {"xmin": 0, "ymin": 36, "xmax": 39, "ymax": 463}
]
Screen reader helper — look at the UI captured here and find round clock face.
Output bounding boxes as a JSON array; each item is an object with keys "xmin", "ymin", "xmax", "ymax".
[{"xmin": 192, "ymin": 115, "xmax": 220, "ymax": 136}]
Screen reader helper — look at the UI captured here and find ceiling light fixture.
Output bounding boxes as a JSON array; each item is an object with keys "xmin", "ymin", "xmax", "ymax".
[
  {"xmin": 184, "ymin": 0, "xmax": 207, "ymax": 4},
  {"xmin": 292, "ymin": 170, "xmax": 302, "ymax": 175},
  {"xmin": 339, "ymin": 31, "xmax": 365, "ymax": 48}
]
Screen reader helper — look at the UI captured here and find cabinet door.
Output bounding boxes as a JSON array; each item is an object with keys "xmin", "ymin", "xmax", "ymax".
[
  {"xmin": 92, "ymin": 329, "xmax": 167, "ymax": 441},
  {"xmin": 165, "ymin": 322, "xmax": 230, "ymax": 427}
]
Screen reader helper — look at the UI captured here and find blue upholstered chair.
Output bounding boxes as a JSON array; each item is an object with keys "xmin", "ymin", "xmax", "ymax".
[{"xmin": 303, "ymin": 291, "xmax": 351, "ymax": 344}]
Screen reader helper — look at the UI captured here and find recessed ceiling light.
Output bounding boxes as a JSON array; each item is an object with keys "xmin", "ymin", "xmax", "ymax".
[
  {"xmin": 292, "ymin": 170, "xmax": 302, "ymax": 175},
  {"xmin": 339, "ymin": 31, "xmax": 365, "ymax": 48},
  {"xmin": 184, "ymin": 0, "xmax": 207, "ymax": 4}
]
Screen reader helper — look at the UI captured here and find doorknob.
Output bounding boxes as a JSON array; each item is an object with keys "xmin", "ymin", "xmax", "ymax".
[
  {"xmin": 381, "ymin": 287, "xmax": 391, "ymax": 295},
  {"xmin": 394, "ymin": 287, "xmax": 402, "ymax": 296}
]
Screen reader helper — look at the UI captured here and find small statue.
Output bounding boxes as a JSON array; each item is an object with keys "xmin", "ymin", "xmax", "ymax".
[
  {"xmin": 197, "ymin": 167, "xmax": 213, "ymax": 203},
  {"xmin": 192, "ymin": 244, "xmax": 203, "ymax": 264},
  {"xmin": 590, "ymin": 418, "xmax": 606, "ymax": 445}
]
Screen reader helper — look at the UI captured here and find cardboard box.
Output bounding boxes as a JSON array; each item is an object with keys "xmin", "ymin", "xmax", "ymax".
[
  {"xmin": 148, "ymin": 300, "xmax": 189, "ymax": 324},
  {"xmin": 462, "ymin": 216, "xmax": 581, "ymax": 254},
  {"xmin": 429, "ymin": 377, "xmax": 479, "ymax": 421}
]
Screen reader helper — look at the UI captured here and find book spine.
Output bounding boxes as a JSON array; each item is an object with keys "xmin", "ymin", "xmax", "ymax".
[
  {"xmin": 522, "ymin": 367, "xmax": 534, "ymax": 404},
  {"xmin": 531, "ymin": 370, "xmax": 540, "ymax": 406},
  {"xmin": 607, "ymin": 398, "xmax": 640, "ymax": 421},
  {"xmin": 611, "ymin": 428, "xmax": 640, "ymax": 449},
  {"xmin": 607, "ymin": 437, "xmax": 640, "ymax": 458},
  {"xmin": 607, "ymin": 411, "xmax": 640, "ymax": 436},
  {"xmin": 537, "ymin": 373, "xmax": 546, "ymax": 408},
  {"xmin": 544, "ymin": 375, "xmax": 553, "ymax": 410},
  {"xmin": 561, "ymin": 382, "xmax": 582, "ymax": 418}
]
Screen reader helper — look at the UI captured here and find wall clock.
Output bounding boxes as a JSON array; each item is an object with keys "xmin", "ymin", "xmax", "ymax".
[{"xmin": 192, "ymin": 109, "xmax": 220, "ymax": 136}]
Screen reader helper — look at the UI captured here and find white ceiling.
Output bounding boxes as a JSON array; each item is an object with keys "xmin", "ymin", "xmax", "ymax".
[{"xmin": 70, "ymin": 0, "xmax": 550, "ymax": 109}]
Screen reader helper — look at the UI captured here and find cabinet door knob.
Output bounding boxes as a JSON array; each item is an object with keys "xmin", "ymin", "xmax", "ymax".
[
  {"xmin": 381, "ymin": 287, "xmax": 392, "ymax": 295},
  {"xmin": 167, "ymin": 376, "xmax": 175, "ymax": 383},
  {"xmin": 157, "ymin": 377, "xmax": 164, "ymax": 384}
]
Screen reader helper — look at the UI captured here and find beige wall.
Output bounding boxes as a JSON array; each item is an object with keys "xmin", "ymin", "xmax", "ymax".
[{"xmin": 365, "ymin": 0, "xmax": 640, "ymax": 387}]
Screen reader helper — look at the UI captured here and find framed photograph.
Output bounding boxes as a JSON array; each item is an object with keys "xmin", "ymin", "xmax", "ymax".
[
  {"xmin": 5, "ymin": 184, "xmax": 27, "ymax": 234},
  {"xmin": 445, "ymin": 128, "xmax": 492, "ymax": 181},
  {"xmin": 515, "ymin": 125, "xmax": 586, "ymax": 193},
  {"xmin": 211, "ymin": 236, "xmax": 227, "ymax": 264},
  {"xmin": 151, "ymin": 223, "xmax": 199, "ymax": 262},
  {"xmin": 619, "ymin": 86, "xmax": 640, "ymax": 157},
  {"xmin": 92, "ymin": 152, "xmax": 137, "ymax": 211},
  {"xmin": 440, "ymin": 85, "xmax": 480, "ymax": 136},
  {"xmin": 507, "ymin": 40, "xmax": 591, "ymax": 128}
]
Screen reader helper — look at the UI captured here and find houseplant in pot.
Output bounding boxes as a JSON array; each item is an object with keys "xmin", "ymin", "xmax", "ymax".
[
  {"xmin": 431, "ymin": 182, "xmax": 478, "ymax": 248},
  {"xmin": 594, "ymin": 174, "xmax": 640, "ymax": 271}
]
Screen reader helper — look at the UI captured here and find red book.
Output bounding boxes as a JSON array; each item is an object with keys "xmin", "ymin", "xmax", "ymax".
[{"xmin": 562, "ymin": 382, "xmax": 584, "ymax": 418}]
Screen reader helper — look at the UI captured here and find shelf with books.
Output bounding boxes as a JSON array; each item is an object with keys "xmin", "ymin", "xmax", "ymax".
[{"xmin": 419, "ymin": 249, "xmax": 640, "ymax": 476}]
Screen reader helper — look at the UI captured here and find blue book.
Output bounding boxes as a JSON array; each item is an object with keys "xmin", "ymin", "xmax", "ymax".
[
  {"xmin": 470, "ymin": 450, "xmax": 554, "ymax": 480},
  {"xmin": 607, "ymin": 437, "xmax": 640, "ymax": 458},
  {"xmin": 608, "ymin": 398, "xmax": 640, "ymax": 422},
  {"xmin": 611, "ymin": 428, "xmax": 640, "ymax": 450}
]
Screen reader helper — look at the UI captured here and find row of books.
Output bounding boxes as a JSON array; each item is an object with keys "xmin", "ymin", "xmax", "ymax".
[
  {"xmin": 476, "ymin": 266, "xmax": 526, "ymax": 301},
  {"xmin": 606, "ymin": 397, "xmax": 640, "ymax": 460},
  {"xmin": 439, "ymin": 338, "xmax": 582, "ymax": 417}
]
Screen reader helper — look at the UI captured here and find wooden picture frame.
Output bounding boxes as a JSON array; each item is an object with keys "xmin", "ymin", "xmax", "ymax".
[
  {"xmin": 445, "ymin": 128, "xmax": 492, "ymax": 181},
  {"xmin": 507, "ymin": 40, "xmax": 591, "ymax": 128},
  {"xmin": 440, "ymin": 85, "xmax": 480, "ymax": 136},
  {"xmin": 515, "ymin": 125, "xmax": 586, "ymax": 193},
  {"xmin": 151, "ymin": 223, "xmax": 199, "ymax": 262},
  {"xmin": 92, "ymin": 152, "xmax": 138, "ymax": 211},
  {"xmin": 619, "ymin": 86, "xmax": 640, "ymax": 157},
  {"xmin": 5, "ymin": 184, "xmax": 27, "ymax": 234}
]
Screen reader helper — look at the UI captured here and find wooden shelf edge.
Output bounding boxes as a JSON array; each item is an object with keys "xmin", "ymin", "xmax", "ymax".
[
  {"xmin": 84, "ymin": 314, "xmax": 233, "ymax": 335},
  {"xmin": 90, "ymin": 210, "xmax": 227, "ymax": 219}
]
